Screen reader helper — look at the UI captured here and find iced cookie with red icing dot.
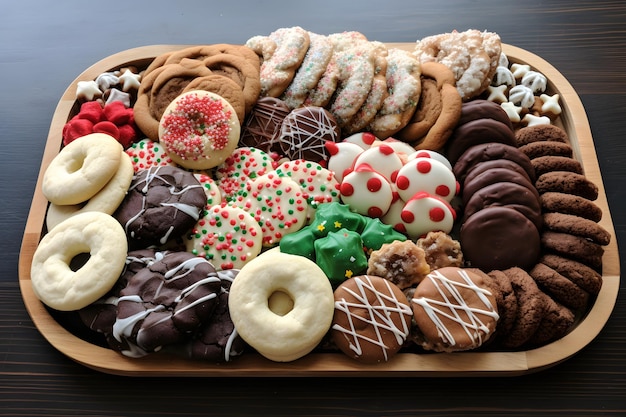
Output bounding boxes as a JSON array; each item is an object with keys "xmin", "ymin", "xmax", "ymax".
[
  {"xmin": 274, "ymin": 159, "xmax": 340, "ymax": 222},
  {"xmin": 325, "ymin": 140, "xmax": 364, "ymax": 182},
  {"xmin": 235, "ymin": 172, "xmax": 308, "ymax": 247},
  {"xmin": 395, "ymin": 157, "xmax": 459, "ymax": 203},
  {"xmin": 340, "ymin": 164, "xmax": 393, "ymax": 218},
  {"xmin": 407, "ymin": 149, "xmax": 453, "ymax": 171},
  {"xmin": 185, "ymin": 202, "xmax": 263, "ymax": 270},
  {"xmin": 400, "ymin": 192, "xmax": 456, "ymax": 239},
  {"xmin": 215, "ymin": 147, "xmax": 276, "ymax": 201},
  {"xmin": 158, "ymin": 90, "xmax": 240, "ymax": 170},
  {"xmin": 352, "ymin": 144, "xmax": 403, "ymax": 183},
  {"xmin": 125, "ymin": 138, "xmax": 177, "ymax": 173},
  {"xmin": 343, "ymin": 131, "xmax": 378, "ymax": 150}
]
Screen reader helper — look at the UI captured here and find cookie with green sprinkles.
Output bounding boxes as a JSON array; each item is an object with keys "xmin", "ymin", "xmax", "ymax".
[{"xmin": 185, "ymin": 202, "xmax": 263, "ymax": 270}]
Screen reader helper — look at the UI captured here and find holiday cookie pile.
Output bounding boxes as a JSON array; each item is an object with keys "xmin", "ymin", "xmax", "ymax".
[{"xmin": 30, "ymin": 28, "xmax": 612, "ymax": 365}]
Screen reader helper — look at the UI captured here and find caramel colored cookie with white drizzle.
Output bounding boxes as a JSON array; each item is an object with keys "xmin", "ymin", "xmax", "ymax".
[
  {"xmin": 410, "ymin": 267, "xmax": 499, "ymax": 352},
  {"xmin": 332, "ymin": 275, "xmax": 413, "ymax": 363},
  {"xmin": 246, "ymin": 26, "xmax": 310, "ymax": 97},
  {"xmin": 414, "ymin": 29, "xmax": 501, "ymax": 100}
]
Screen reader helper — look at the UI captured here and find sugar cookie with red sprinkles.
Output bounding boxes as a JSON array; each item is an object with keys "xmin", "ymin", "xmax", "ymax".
[
  {"xmin": 158, "ymin": 90, "xmax": 240, "ymax": 170},
  {"xmin": 274, "ymin": 159, "xmax": 340, "ymax": 222},
  {"xmin": 125, "ymin": 138, "xmax": 176, "ymax": 173},
  {"xmin": 185, "ymin": 202, "xmax": 263, "ymax": 270},
  {"xmin": 192, "ymin": 171, "xmax": 222, "ymax": 208},
  {"xmin": 215, "ymin": 147, "xmax": 276, "ymax": 201},
  {"xmin": 235, "ymin": 172, "xmax": 308, "ymax": 247},
  {"xmin": 340, "ymin": 164, "xmax": 394, "ymax": 218}
]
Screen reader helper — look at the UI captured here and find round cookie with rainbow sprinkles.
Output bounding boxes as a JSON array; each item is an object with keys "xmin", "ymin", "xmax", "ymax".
[
  {"xmin": 185, "ymin": 202, "xmax": 263, "ymax": 270},
  {"xmin": 158, "ymin": 90, "xmax": 240, "ymax": 170}
]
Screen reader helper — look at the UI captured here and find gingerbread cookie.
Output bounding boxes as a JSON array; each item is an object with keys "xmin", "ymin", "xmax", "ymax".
[
  {"xmin": 542, "ymin": 212, "xmax": 611, "ymax": 245},
  {"xmin": 541, "ymin": 231, "xmax": 604, "ymax": 271},
  {"xmin": 531, "ymin": 155, "xmax": 583, "ymax": 177},
  {"xmin": 518, "ymin": 140, "xmax": 573, "ymax": 160},
  {"xmin": 534, "ymin": 171, "xmax": 599, "ymax": 201},
  {"xmin": 529, "ymin": 262, "xmax": 589, "ymax": 311},
  {"xmin": 540, "ymin": 192, "xmax": 603, "ymax": 222},
  {"xmin": 514, "ymin": 124, "xmax": 569, "ymax": 146},
  {"xmin": 539, "ymin": 254, "xmax": 603, "ymax": 295}
]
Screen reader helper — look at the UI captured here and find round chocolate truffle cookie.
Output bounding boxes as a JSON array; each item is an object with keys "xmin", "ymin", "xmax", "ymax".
[
  {"xmin": 114, "ymin": 165, "xmax": 207, "ymax": 248},
  {"xmin": 239, "ymin": 96, "xmax": 290, "ymax": 154},
  {"xmin": 460, "ymin": 206, "xmax": 541, "ymax": 271},
  {"xmin": 278, "ymin": 105, "xmax": 340, "ymax": 162},
  {"xmin": 410, "ymin": 267, "xmax": 499, "ymax": 352}
]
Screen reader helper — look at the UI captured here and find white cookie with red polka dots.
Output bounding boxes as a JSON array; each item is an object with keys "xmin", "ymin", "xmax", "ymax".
[
  {"xmin": 400, "ymin": 192, "xmax": 456, "ymax": 239},
  {"xmin": 325, "ymin": 140, "xmax": 363, "ymax": 182},
  {"xmin": 185, "ymin": 203, "xmax": 263, "ymax": 270},
  {"xmin": 339, "ymin": 163, "xmax": 393, "ymax": 218},
  {"xmin": 407, "ymin": 149, "xmax": 453, "ymax": 171},
  {"xmin": 342, "ymin": 131, "xmax": 378, "ymax": 150},
  {"xmin": 395, "ymin": 157, "xmax": 458, "ymax": 203},
  {"xmin": 235, "ymin": 172, "xmax": 308, "ymax": 247},
  {"xmin": 274, "ymin": 159, "xmax": 340, "ymax": 222},
  {"xmin": 352, "ymin": 144, "xmax": 403, "ymax": 183}
]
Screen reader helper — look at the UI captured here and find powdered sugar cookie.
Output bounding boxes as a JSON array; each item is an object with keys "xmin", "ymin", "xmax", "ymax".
[
  {"xmin": 125, "ymin": 137, "xmax": 177, "ymax": 173},
  {"xmin": 274, "ymin": 159, "xmax": 340, "ymax": 222},
  {"xmin": 215, "ymin": 147, "xmax": 276, "ymax": 200},
  {"xmin": 414, "ymin": 29, "xmax": 501, "ymax": 100},
  {"xmin": 246, "ymin": 26, "xmax": 310, "ymax": 97},
  {"xmin": 185, "ymin": 202, "xmax": 263, "ymax": 270},
  {"xmin": 280, "ymin": 31, "xmax": 334, "ymax": 109},
  {"xmin": 236, "ymin": 172, "xmax": 308, "ymax": 246},
  {"xmin": 158, "ymin": 90, "xmax": 240, "ymax": 170},
  {"xmin": 395, "ymin": 157, "xmax": 459, "ymax": 203},
  {"xmin": 340, "ymin": 164, "xmax": 394, "ymax": 218},
  {"xmin": 369, "ymin": 48, "xmax": 421, "ymax": 139}
]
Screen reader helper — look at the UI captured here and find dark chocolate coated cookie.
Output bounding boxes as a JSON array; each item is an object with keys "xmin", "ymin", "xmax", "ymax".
[
  {"xmin": 453, "ymin": 142, "xmax": 536, "ymax": 184},
  {"xmin": 114, "ymin": 165, "xmax": 207, "ymax": 248},
  {"xmin": 446, "ymin": 118, "xmax": 516, "ymax": 165},
  {"xmin": 462, "ymin": 166, "xmax": 539, "ymax": 205},
  {"xmin": 460, "ymin": 206, "xmax": 541, "ymax": 271}
]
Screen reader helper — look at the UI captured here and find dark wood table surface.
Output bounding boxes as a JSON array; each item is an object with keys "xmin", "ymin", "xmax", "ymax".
[{"xmin": 1, "ymin": 1, "xmax": 624, "ymax": 416}]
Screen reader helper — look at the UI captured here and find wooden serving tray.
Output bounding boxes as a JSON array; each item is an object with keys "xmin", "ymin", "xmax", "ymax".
[{"xmin": 18, "ymin": 43, "xmax": 620, "ymax": 377}]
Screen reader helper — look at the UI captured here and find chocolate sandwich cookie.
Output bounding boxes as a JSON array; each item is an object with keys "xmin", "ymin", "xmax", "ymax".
[
  {"xmin": 518, "ymin": 140, "xmax": 573, "ymax": 159},
  {"xmin": 529, "ymin": 262, "xmax": 590, "ymax": 310},
  {"xmin": 453, "ymin": 142, "xmax": 536, "ymax": 184},
  {"xmin": 526, "ymin": 295, "xmax": 576, "ymax": 347},
  {"xmin": 539, "ymin": 254, "xmax": 603, "ymax": 295},
  {"xmin": 499, "ymin": 267, "xmax": 548, "ymax": 349},
  {"xmin": 458, "ymin": 99, "xmax": 514, "ymax": 130},
  {"xmin": 542, "ymin": 212, "xmax": 611, "ymax": 245},
  {"xmin": 446, "ymin": 118, "xmax": 516, "ymax": 165},
  {"xmin": 461, "ymin": 166, "xmax": 539, "ymax": 205},
  {"xmin": 541, "ymin": 231, "xmax": 604, "ymax": 271},
  {"xmin": 460, "ymin": 206, "xmax": 541, "ymax": 271},
  {"xmin": 534, "ymin": 171, "xmax": 599, "ymax": 201},
  {"xmin": 486, "ymin": 270, "xmax": 518, "ymax": 339},
  {"xmin": 462, "ymin": 181, "xmax": 543, "ymax": 230},
  {"xmin": 114, "ymin": 166, "xmax": 207, "ymax": 248},
  {"xmin": 531, "ymin": 155, "xmax": 583, "ymax": 177},
  {"xmin": 514, "ymin": 124, "xmax": 569, "ymax": 146},
  {"xmin": 540, "ymin": 192, "xmax": 603, "ymax": 222}
]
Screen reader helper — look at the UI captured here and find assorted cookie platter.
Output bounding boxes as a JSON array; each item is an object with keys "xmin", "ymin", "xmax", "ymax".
[{"xmin": 18, "ymin": 41, "xmax": 619, "ymax": 376}]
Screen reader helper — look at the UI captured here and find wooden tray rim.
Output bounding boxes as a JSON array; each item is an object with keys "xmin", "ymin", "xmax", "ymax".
[{"xmin": 18, "ymin": 43, "xmax": 621, "ymax": 377}]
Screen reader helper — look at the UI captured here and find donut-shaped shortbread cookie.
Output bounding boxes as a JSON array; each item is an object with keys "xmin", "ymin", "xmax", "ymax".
[
  {"xmin": 31, "ymin": 211, "xmax": 128, "ymax": 311},
  {"xmin": 228, "ymin": 251, "xmax": 335, "ymax": 362},
  {"xmin": 42, "ymin": 133, "xmax": 122, "ymax": 205},
  {"xmin": 46, "ymin": 149, "xmax": 134, "ymax": 231}
]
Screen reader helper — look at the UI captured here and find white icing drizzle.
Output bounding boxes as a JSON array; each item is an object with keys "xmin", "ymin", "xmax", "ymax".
[
  {"xmin": 279, "ymin": 107, "xmax": 339, "ymax": 161},
  {"xmin": 411, "ymin": 269, "xmax": 499, "ymax": 348},
  {"xmin": 124, "ymin": 166, "xmax": 203, "ymax": 242},
  {"xmin": 332, "ymin": 275, "xmax": 413, "ymax": 361}
]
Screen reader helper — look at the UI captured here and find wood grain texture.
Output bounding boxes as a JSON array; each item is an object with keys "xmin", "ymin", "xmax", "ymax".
[{"xmin": 1, "ymin": 0, "xmax": 625, "ymax": 415}]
